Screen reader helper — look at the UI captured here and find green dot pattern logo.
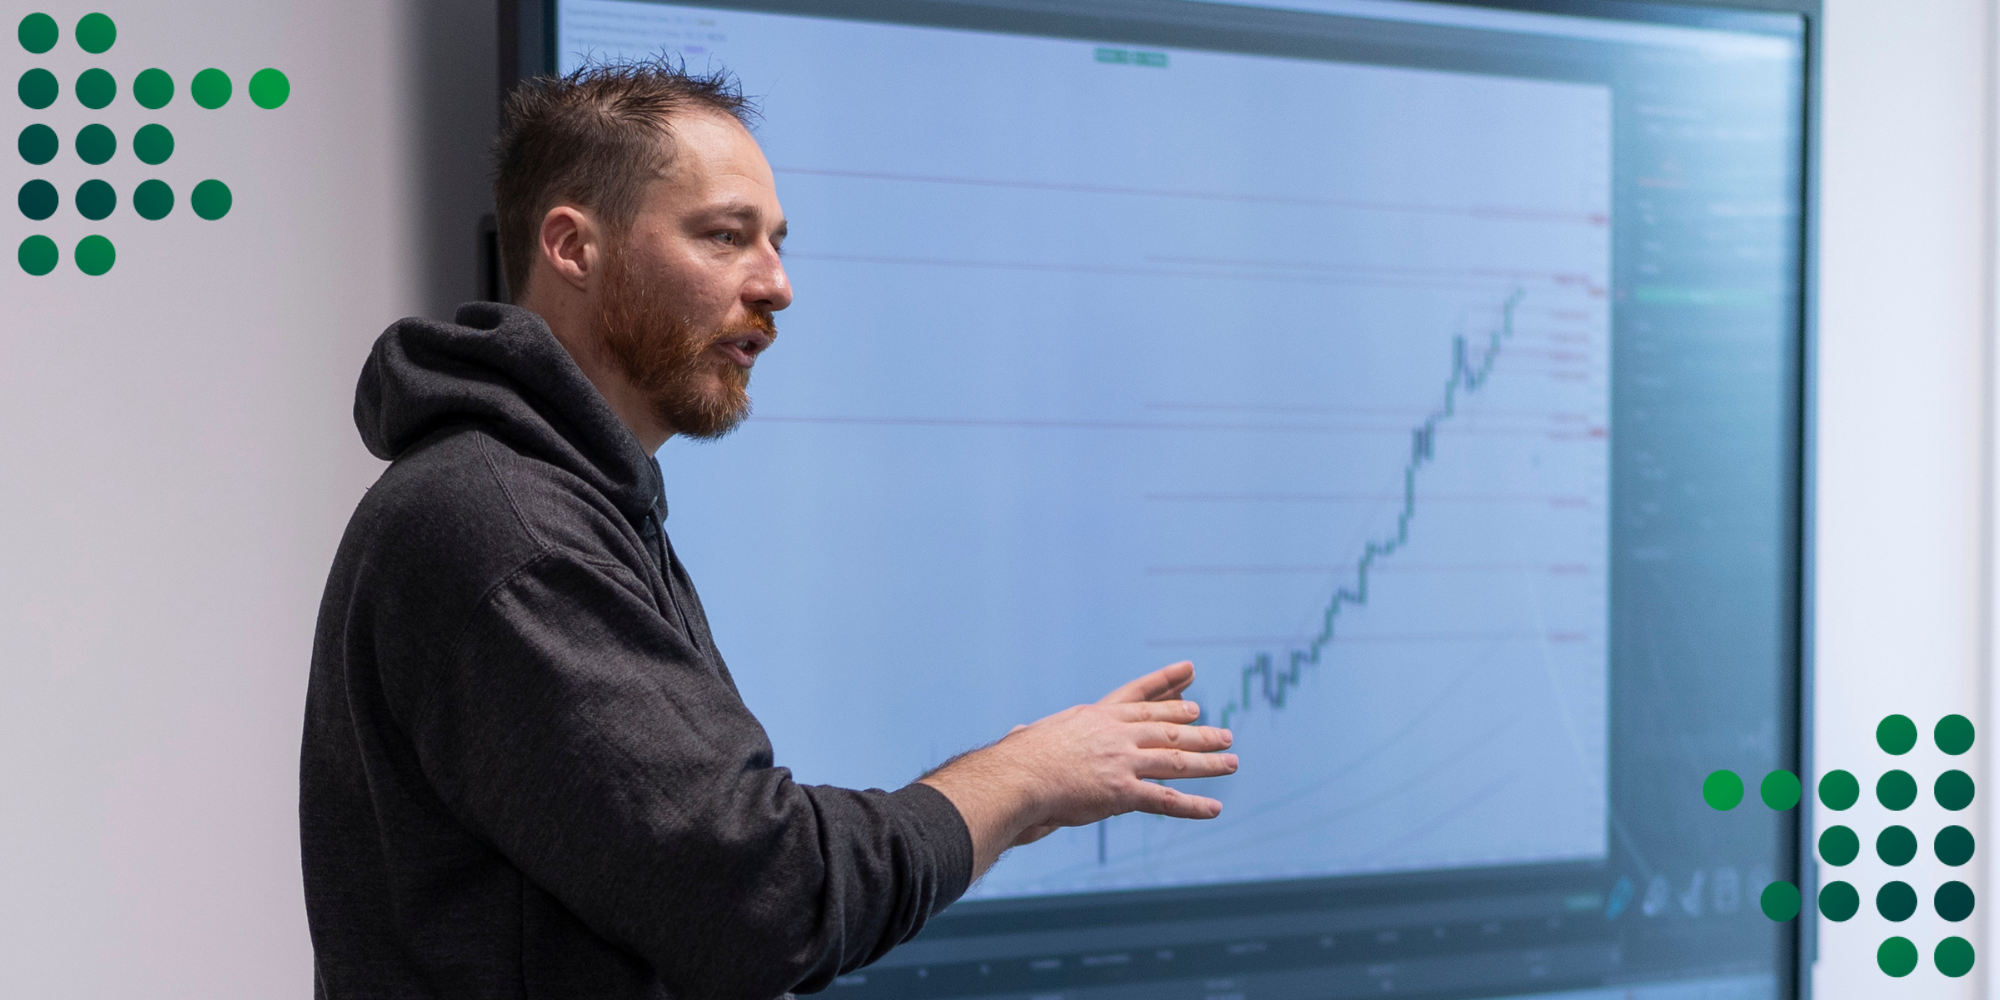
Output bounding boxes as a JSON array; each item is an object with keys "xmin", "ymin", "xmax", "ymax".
[
  {"xmin": 1877, "ymin": 714, "xmax": 1918, "ymax": 754},
  {"xmin": 1819, "ymin": 825, "xmax": 1859, "ymax": 865},
  {"xmin": 18, "ymin": 12, "xmax": 57, "ymax": 53},
  {"xmin": 19, "ymin": 179, "xmax": 57, "ymax": 220},
  {"xmin": 1818, "ymin": 769, "xmax": 1859, "ymax": 810},
  {"xmin": 75, "ymin": 180, "xmax": 116, "ymax": 221},
  {"xmin": 249, "ymin": 68, "xmax": 289, "ymax": 109},
  {"xmin": 1876, "ymin": 825, "xmax": 1917, "ymax": 866},
  {"xmin": 74, "ymin": 13, "xmax": 114, "ymax": 54},
  {"xmin": 18, "ymin": 234, "xmax": 57, "ymax": 274},
  {"xmin": 18, "ymin": 124, "xmax": 57, "ymax": 165},
  {"xmin": 191, "ymin": 180, "xmax": 232, "ymax": 220},
  {"xmin": 1936, "ymin": 769, "xmax": 1974, "ymax": 810},
  {"xmin": 75, "ymin": 124, "xmax": 114, "ymax": 165},
  {"xmin": 191, "ymin": 68, "xmax": 231, "ymax": 109},
  {"xmin": 134, "ymin": 180, "xmax": 172, "ymax": 220},
  {"xmin": 1936, "ymin": 824, "xmax": 1975, "ymax": 866},
  {"xmin": 1880, "ymin": 937, "xmax": 1919, "ymax": 977},
  {"xmin": 75, "ymin": 67, "xmax": 114, "ymax": 110},
  {"xmin": 133, "ymin": 68, "xmax": 172, "ymax": 109},
  {"xmin": 74, "ymin": 234, "xmax": 113, "ymax": 275},
  {"xmin": 1937, "ymin": 937, "xmax": 1976, "ymax": 978},
  {"xmin": 1877, "ymin": 769, "xmax": 1917, "ymax": 810},
  {"xmin": 1701, "ymin": 769, "xmax": 1743, "ymax": 810},
  {"xmin": 133, "ymin": 124, "xmax": 172, "ymax": 165},
  {"xmin": 1820, "ymin": 881, "xmax": 1860, "ymax": 921},
  {"xmin": 1760, "ymin": 769, "xmax": 1800, "ymax": 809},
  {"xmin": 19, "ymin": 67, "xmax": 57, "ymax": 109},
  {"xmin": 1935, "ymin": 714, "xmax": 1975, "ymax": 754}
]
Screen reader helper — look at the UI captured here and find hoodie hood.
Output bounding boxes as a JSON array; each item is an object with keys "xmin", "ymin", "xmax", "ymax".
[{"xmin": 355, "ymin": 302, "xmax": 664, "ymax": 526}]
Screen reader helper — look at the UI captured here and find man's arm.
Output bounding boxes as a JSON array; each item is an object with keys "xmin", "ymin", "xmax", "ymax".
[{"xmin": 919, "ymin": 660, "xmax": 1237, "ymax": 878}]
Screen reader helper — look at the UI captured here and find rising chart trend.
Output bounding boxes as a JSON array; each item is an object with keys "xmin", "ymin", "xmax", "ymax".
[{"xmin": 1215, "ymin": 290, "xmax": 1527, "ymax": 729}]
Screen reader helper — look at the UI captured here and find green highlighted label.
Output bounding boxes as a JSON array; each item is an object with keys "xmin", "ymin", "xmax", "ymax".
[
  {"xmin": 1876, "ymin": 825, "xmax": 1917, "ymax": 866},
  {"xmin": 18, "ymin": 124, "xmax": 57, "ymax": 165},
  {"xmin": 1937, "ymin": 769, "xmax": 1975, "ymax": 810},
  {"xmin": 191, "ymin": 179, "xmax": 232, "ymax": 220},
  {"xmin": 1877, "ymin": 769, "xmax": 1917, "ymax": 810},
  {"xmin": 1877, "ymin": 714, "xmax": 1918, "ymax": 754},
  {"xmin": 1759, "ymin": 881, "xmax": 1799, "ymax": 921},
  {"xmin": 1936, "ymin": 937, "xmax": 1976, "ymax": 978},
  {"xmin": 19, "ymin": 68, "xmax": 58, "ymax": 109},
  {"xmin": 74, "ymin": 234, "xmax": 114, "ymax": 275},
  {"xmin": 133, "ymin": 68, "xmax": 173, "ymax": 109},
  {"xmin": 1877, "ymin": 881, "xmax": 1918, "ymax": 921},
  {"xmin": 134, "ymin": 180, "xmax": 173, "ymax": 220},
  {"xmin": 249, "ymin": 68, "xmax": 290, "ymax": 109},
  {"xmin": 1094, "ymin": 47, "xmax": 1168, "ymax": 67},
  {"xmin": 1937, "ymin": 824, "xmax": 1976, "ymax": 866},
  {"xmin": 75, "ymin": 67, "xmax": 115, "ymax": 109},
  {"xmin": 18, "ymin": 12, "xmax": 57, "ymax": 53},
  {"xmin": 1936, "ymin": 880, "xmax": 1975, "ymax": 922},
  {"xmin": 133, "ymin": 124, "xmax": 173, "ymax": 165},
  {"xmin": 1879, "ymin": 937, "xmax": 1919, "ymax": 978},
  {"xmin": 191, "ymin": 68, "xmax": 231, "ymax": 109},
  {"xmin": 75, "ymin": 124, "xmax": 115, "ymax": 165},
  {"xmin": 1701, "ymin": 769, "xmax": 1743, "ymax": 810},
  {"xmin": 75, "ymin": 12, "xmax": 114, "ymax": 54},
  {"xmin": 1818, "ymin": 881, "xmax": 1859, "ymax": 921},
  {"xmin": 1818, "ymin": 825, "xmax": 1859, "ymax": 866},
  {"xmin": 1760, "ymin": 769, "xmax": 1799, "ymax": 809},
  {"xmin": 18, "ymin": 234, "xmax": 57, "ymax": 275},
  {"xmin": 18, "ymin": 179, "xmax": 57, "ymax": 220},
  {"xmin": 75, "ymin": 179, "xmax": 115, "ymax": 221},
  {"xmin": 1937, "ymin": 713, "xmax": 1976, "ymax": 754},
  {"xmin": 1818, "ymin": 769, "xmax": 1859, "ymax": 810}
]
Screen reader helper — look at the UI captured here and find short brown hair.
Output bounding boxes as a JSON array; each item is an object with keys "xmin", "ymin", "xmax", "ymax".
[{"xmin": 492, "ymin": 60, "xmax": 753, "ymax": 301}]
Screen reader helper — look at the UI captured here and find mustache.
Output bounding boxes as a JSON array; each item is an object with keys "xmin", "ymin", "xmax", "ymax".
[{"xmin": 707, "ymin": 310, "xmax": 777, "ymax": 343}]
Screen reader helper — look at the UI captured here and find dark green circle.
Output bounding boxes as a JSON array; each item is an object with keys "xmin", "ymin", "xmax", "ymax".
[
  {"xmin": 1759, "ymin": 880, "xmax": 1799, "ymax": 922},
  {"xmin": 74, "ymin": 179, "xmax": 114, "ymax": 220},
  {"xmin": 18, "ymin": 124, "xmax": 57, "ymax": 165},
  {"xmin": 1937, "ymin": 713, "xmax": 1976, "ymax": 754},
  {"xmin": 18, "ymin": 13, "xmax": 56, "ymax": 53},
  {"xmin": 1702, "ymin": 769, "xmax": 1743, "ymax": 810},
  {"xmin": 74, "ymin": 67, "xmax": 114, "ymax": 110},
  {"xmin": 191, "ymin": 68, "xmax": 231, "ymax": 109},
  {"xmin": 19, "ymin": 68, "xmax": 57, "ymax": 109},
  {"xmin": 18, "ymin": 179, "xmax": 56, "ymax": 220},
  {"xmin": 1877, "ymin": 881, "xmax": 1918, "ymax": 922},
  {"xmin": 1879, "ymin": 937, "xmax": 1919, "ymax": 977},
  {"xmin": 1759, "ymin": 769, "xmax": 1800, "ymax": 810},
  {"xmin": 1937, "ymin": 769, "xmax": 1975, "ymax": 810},
  {"xmin": 18, "ymin": 234, "xmax": 57, "ymax": 274},
  {"xmin": 74, "ymin": 12, "xmax": 114, "ymax": 54},
  {"xmin": 248, "ymin": 68, "xmax": 289, "ymax": 109},
  {"xmin": 133, "ymin": 124, "xmax": 172, "ymax": 165},
  {"xmin": 1937, "ymin": 937, "xmax": 1976, "ymax": 978},
  {"xmin": 75, "ymin": 123, "xmax": 114, "ymax": 165},
  {"xmin": 132, "ymin": 68, "xmax": 172, "ymax": 110},
  {"xmin": 1877, "ymin": 714, "xmax": 1918, "ymax": 754},
  {"xmin": 1877, "ymin": 769, "xmax": 1918, "ymax": 810},
  {"xmin": 133, "ymin": 179, "xmax": 172, "ymax": 220},
  {"xmin": 1876, "ymin": 825, "xmax": 1917, "ymax": 866},
  {"xmin": 1818, "ymin": 769, "xmax": 1859, "ymax": 810},
  {"xmin": 1818, "ymin": 881, "xmax": 1860, "ymax": 921},
  {"xmin": 1936, "ymin": 880, "xmax": 1975, "ymax": 922},
  {"xmin": 191, "ymin": 179, "xmax": 232, "ymax": 220},
  {"xmin": 1818, "ymin": 825, "xmax": 1859, "ymax": 866},
  {"xmin": 1937, "ymin": 825, "xmax": 1976, "ymax": 866},
  {"xmin": 74, "ymin": 234, "xmax": 113, "ymax": 275}
]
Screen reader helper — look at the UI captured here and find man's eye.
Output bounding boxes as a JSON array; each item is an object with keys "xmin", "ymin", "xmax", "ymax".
[{"xmin": 712, "ymin": 231, "xmax": 739, "ymax": 245}]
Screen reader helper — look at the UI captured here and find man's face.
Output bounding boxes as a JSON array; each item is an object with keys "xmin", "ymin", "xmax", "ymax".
[{"xmin": 596, "ymin": 110, "xmax": 791, "ymax": 440}]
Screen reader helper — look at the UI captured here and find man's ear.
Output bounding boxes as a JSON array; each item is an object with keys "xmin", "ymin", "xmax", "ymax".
[{"xmin": 538, "ymin": 205, "xmax": 599, "ymax": 292}]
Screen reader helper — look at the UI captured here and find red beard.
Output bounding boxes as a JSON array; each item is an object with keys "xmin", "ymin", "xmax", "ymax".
[{"xmin": 596, "ymin": 249, "xmax": 776, "ymax": 441}]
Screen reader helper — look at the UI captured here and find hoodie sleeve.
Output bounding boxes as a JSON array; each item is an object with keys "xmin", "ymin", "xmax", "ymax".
[{"xmin": 402, "ymin": 546, "xmax": 974, "ymax": 998}]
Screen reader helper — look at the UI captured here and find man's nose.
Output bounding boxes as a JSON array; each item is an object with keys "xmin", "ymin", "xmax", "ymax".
[{"xmin": 747, "ymin": 248, "xmax": 793, "ymax": 312}]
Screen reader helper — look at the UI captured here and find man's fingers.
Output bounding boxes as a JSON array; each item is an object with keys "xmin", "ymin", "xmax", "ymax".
[
  {"xmin": 1131, "ymin": 783, "xmax": 1225, "ymax": 820},
  {"xmin": 1103, "ymin": 700, "xmax": 1203, "ymax": 724},
  {"xmin": 1133, "ymin": 748, "xmax": 1239, "ymax": 781},
  {"xmin": 1098, "ymin": 661, "xmax": 1195, "ymax": 705},
  {"xmin": 1125, "ymin": 721, "xmax": 1233, "ymax": 752}
]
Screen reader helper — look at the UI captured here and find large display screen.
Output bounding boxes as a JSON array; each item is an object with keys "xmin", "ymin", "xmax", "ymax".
[{"xmin": 542, "ymin": 1, "xmax": 1810, "ymax": 997}]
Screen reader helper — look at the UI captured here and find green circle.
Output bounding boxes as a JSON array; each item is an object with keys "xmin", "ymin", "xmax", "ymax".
[
  {"xmin": 74, "ymin": 234, "xmax": 114, "ymax": 275},
  {"xmin": 74, "ymin": 12, "xmax": 114, "ymax": 54},
  {"xmin": 75, "ymin": 179, "xmax": 114, "ymax": 221},
  {"xmin": 1876, "ymin": 825, "xmax": 1917, "ymax": 866},
  {"xmin": 1702, "ymin": 769, "xmax": 1743, "ymax": 810},
  {"xmin": 191, "ymin": 179, "xmax": 232, "ymax": 220},
  {"xmin": 133, "ymin": 179, "xmax": 172, "ymax": 220},
  {"xmin": 1758, "ymin": 880, "xmax": 1799, "ymax": 922},
  {"xmin": 1818, "ymin": 769, "xmax": 1859, "ymax": 810},
  {"xmin": 1936, "ymin": 880, "xmax": 1975, "ymax": 922},
  {"xmin": 18, "ymin": 13, "xmax": 56, "ymax": 53},
  {"xmin": 75, "ymin": 124, "xmax": 115, "ymax": 165},
  {"xmin": 1937, "ymin": 824, "xmax": 1976, "ymax": 866},
  {"xmin": 1879, "ymin": 936, "xmax": 1919, "ymax": 977},
  {"xmin": 133, "ymin": 124, "xmax": 172, "ymax": 165},
  {"xmin": 18, "ymin": 124, "xmax": 57, "ymax": 165},
  {"xmin": 74, "ymin": 68, "xmax": 114, "ymax": 110},
  {"xmin": 133, "ymin": 68, "xmax": 172, "ymax": 110},
  {"xmin": 248, "ymin": 68, "xmax": 289, "ymax": 109},
  {"xmin": 1877, "ymin": 769, "xmax": 1917, "ymax": 810},
  {"xmin": 1818, "ymin": 825, "xmax": 1860, "ymax": 866},
  {"xmin": 191, "ymin": 68, "xmax": 231, "ymax": 109},
  {"xmin": 1937, "ymin": 769, "xmax": 1975, "ymax": 810},
  {"xmin": 1818, "ymin": 881, "xmax": 1860, "ymax": 921},
  {"xmin": 18, "ymin": 179, "xmax": 57, "ymax": 220},
  {"xmin": 19, "ymin": 68, "xmax": 57, "ymax": 109},
  {"xmin": 18, "ymin": 234, "xmax": 57, "ymax": 275},
  {"xmin": 1759, "ymin": 769, "xmax": 1800, "ymax": 810},
  {"xmin": 1877, "ymin": 881, "xmax": 1918, "ymax": 922},
  {"xmin": 1877, "ymin": 714, "xmax": 1918, "ymax": 754},
  {"xmin": 1937, "ymin": 937, "xmax": 1976, "ymax": 978}
]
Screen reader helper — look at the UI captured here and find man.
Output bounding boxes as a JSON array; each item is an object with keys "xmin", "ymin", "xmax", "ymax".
[{"xmin": 302, "ymin": 63, "xmax": 1237, "ymax": 999}]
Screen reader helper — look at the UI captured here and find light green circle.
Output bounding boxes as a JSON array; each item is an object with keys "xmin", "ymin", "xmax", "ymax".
[
  {"xmin": 133, "ymin": 124, "xmax": 172, "ymax": 165},
  {"xmin": 1937, "ymin": 936, "xmax": 1976, "ymax": 978},
  {"xmin": 191, "ymin": 68, "xmax": 230, "ymax": 109},
  {"xmin": 134, "ymin": 179, "xmax": 172, "ymax": 220},
  {"xmin": 18, "ymin": 13, "xmax": 57, "ymax": 53},
  {"xmin": 18, "ymin": 234, "xmax": 57, "ymax": 275},
  {"xmin": 74, "ymin": 12, "xmax": 113, "ymax": 53},
  {"xmin": 74, "ymin": 67, "xmax": 114, "ymax": 110},
  {"xmin": 248, "ymin": 68, "xmax": 289, "ymax": 109},
  {"xmin": 1878, "ymin": 714, "xmax": 1918, "ymax": 754},
  {"xmin": 1759, "ymin": 881, "xmax": 1800, "ymax": 922},
  {"xmin": 1702, "ymin": 769, "xmax": 1743, "ymax": 810},
  {"xmin": 1760, "ymin": 769, "xmax": 1800, "ymax": 810},
  {"xmin": 1879, "ymin": 937, "xmax": 1919, "ymax": 977},
  {"xmin": 74, "ymin": 234, "xmax": 114, "ymax": 276},
  {"xmin": 133, "ymin": 68, "xmax": 172, "ymax": 110},
  {"xmin": 191, "ymin": 179, "xmax": 232, "ymax": 220}
]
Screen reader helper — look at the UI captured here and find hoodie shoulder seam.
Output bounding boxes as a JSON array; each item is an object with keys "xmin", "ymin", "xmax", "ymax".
[{"xmin": 474, "ymin": 433, "xmax": 548, "ymax": 550}]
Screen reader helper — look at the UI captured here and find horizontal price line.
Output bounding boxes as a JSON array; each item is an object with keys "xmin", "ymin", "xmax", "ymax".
[{"xmin": 1150, "ymin": 630, "xmax": 1592, "ymax": 647}]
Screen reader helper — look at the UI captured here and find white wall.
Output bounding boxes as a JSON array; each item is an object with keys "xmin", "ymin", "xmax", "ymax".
[{"xmin": 1815, "ymin": 0, "xmax": 1991, "ymax": 997}]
